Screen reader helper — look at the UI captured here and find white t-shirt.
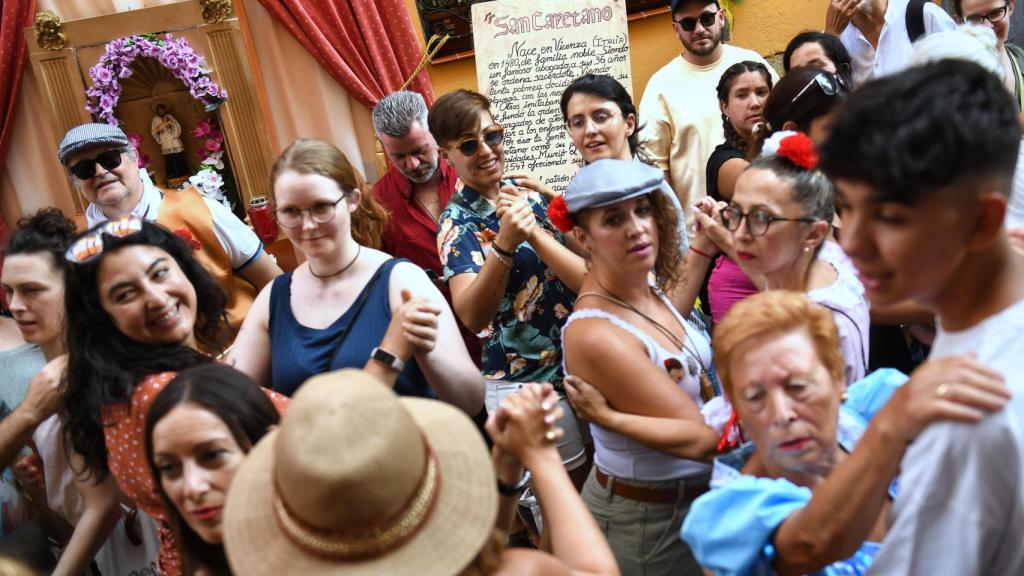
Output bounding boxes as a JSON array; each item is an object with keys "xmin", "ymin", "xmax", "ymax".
[
  {"xmin": 639, "ymin": 45, "xmax": 778, "ymax": 232},
  {"xmin": 840, "ymin": 0, "xmax": 956, "ymax": 87},
  {"xmin": 868, "ymin": 298, "xmax": 1024, "ymax": 575},
  {"xmin": 86, "ymin": 177, "xmax": 262, "ymax": 270},
  {"xmin": 1007, "ymin": 137, "xmax": 1024, "ymax": 230}
]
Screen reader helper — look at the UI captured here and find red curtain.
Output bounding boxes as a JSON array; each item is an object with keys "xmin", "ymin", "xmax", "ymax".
[
  {"xmin": 256, "ymin": 0, "xmax": 435, "ymax": 109},
  {"xmin": 0, "ymin": 0, "xmax": 35, "ymax": 291}
]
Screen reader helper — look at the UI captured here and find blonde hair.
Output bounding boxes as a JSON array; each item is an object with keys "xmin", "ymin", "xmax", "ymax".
[
  {"xmin": 713, "ymin": 291, "xmax": 844, "ymax": 401},
  {"xmin": 271, "ymin": 138, "xmax": 389, "ymax": 249}
]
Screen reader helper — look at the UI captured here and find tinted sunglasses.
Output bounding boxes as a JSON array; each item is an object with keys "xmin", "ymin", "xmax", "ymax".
[
  {"xmin": 65, "ymin": 215, "xmax": 144, "ymax": 264},
  {"xmin": 68, "ymin": 149, "xmax": 125, "ymax": 180},
  {"xmin": 674, "ymin": 10, "xmax": 718, "ymax": 32},
  {"xmin": 789, "ymin": 71, "xmax": 847, "ymax": 105},
  {"xmin": 455, "ymin": 125, "xmax": 505, "ymax": 156}
]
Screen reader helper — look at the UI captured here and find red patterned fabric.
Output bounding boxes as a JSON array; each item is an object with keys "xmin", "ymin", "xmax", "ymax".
[
  {"xmin": 256, "ymin": 0, "xmax": 434, "ymax": 108},
  {"xmin": 0, "ymin": 0, "xmax": 33, "ymax": 283}
]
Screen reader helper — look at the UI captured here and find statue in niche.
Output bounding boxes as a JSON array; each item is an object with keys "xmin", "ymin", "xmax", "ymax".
[{"xmin": 150, "ymin": 99, "xmax": 189, "ymax": 181}]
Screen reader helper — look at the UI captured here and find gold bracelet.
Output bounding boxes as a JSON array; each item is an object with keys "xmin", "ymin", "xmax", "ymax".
[{"xmin": 492, "ymin": 250, "xmax": 513, "ymax": 267}]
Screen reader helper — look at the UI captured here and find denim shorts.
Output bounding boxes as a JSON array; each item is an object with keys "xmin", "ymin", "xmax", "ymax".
[{"xmin": 484, "ymin": 380, "xmax": 590, "ymax": 470}]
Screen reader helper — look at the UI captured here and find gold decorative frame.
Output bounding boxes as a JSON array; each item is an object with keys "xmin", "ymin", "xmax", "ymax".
[{"xmin": 23, "ymin": 1, "xmax": 275, "ymax": 215}]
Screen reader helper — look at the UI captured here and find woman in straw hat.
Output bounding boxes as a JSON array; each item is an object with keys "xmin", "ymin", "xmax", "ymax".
[
  {"xmin": 222, "ymin": 370, "xmax": 618, "ymax": 575},
  {"xmin": 146, "ymin": 364, "xmax": 281, "ymax": 576}
]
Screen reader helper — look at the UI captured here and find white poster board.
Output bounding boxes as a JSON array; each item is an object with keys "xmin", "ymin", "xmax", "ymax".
[{"xmin": 472, "ymin": 0, "xmax": 632, "ymax": 192}]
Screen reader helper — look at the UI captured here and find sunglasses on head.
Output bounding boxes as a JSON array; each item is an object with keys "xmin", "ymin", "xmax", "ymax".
[
  {"xmin": 789, "ymin": 71, "xmax": 847, "ymax": 105},
  {"xmin": 674, "ymin": 10, "xmax": 718, "ymax": 32},
  {"xmin": 68, "ymin": 149, "xmax": 125, "ymax": 180},
  {"xmin": 65, "ymin": 215, "xmax": 144, "ymax": 264},
  {"xmin": 455, "ymin": 125, "xmax": 505, "ymax": 156}
]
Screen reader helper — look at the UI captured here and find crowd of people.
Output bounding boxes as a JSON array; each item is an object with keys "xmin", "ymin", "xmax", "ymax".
[{"xmin": 1, "ymin": 0, "xmax": 1023, "ymax": 574}]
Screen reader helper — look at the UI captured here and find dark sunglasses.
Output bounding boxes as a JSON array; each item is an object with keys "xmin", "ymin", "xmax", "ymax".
[
  {"xmin": 455, "ymin": 125, "xmax": 505, "ymax": 156},
  {"xmin": 674, "ymin": 10, "xmax": 718, "ymax": 32},
  {"xmin": 65, "ymin": 215, "xmax": 144, "ymax": 264},
  {"xmin": 790, "ymin": 71, "xmax": 848, "ymax": 105},
  {"xmin": 68, "ymin": 149, "xmax": 124, "ymax": 180}
]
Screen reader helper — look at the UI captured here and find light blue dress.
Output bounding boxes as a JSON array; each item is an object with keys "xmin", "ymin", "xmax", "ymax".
[{"xmin": 680, "ymin": 368, "xmax": 909, "ymax": 576}]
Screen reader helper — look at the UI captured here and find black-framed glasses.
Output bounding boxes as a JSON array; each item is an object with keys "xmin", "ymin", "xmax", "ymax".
[
  {"xmin": 964, "ymin": 3, "xmax": 1009, "ymax": 25},
  {"xmin": 275, "ymin": 197, "xmax": 345, "ymax": 228},
  {"xmin": 455, "ymin": 125, "xmax": 505, "ymax": 156},
  {"xmin": 65, "ymin": 215, "xmax": 144, "ymax": 264},
  {"xmin": 789, "ymin": 71, "xmax": 847, "ymax": 105},
  {"xmin": 674, "ymin": 10, "xmax": 718, "ymax": 32},
  {"xmin": 68, "ymin": 149, "xmax": 124, "ymax": 180},
  {"xmin": 721, "ymin": 206, "xmax": 817, "ymax": 237},
  {"xmin": 567, "ymin": 109, "xmax": 621, "ymax": 134}
]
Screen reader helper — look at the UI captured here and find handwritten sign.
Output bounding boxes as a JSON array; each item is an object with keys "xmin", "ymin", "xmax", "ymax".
[{"xmin": 472, "ymin": 0, "xmax": 632, "ymax": 192}]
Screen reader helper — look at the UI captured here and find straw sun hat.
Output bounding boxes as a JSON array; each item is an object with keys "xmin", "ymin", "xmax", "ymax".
[{"xmin": 223, "ymin": 370, "xmax": 497, "ymax": 575}]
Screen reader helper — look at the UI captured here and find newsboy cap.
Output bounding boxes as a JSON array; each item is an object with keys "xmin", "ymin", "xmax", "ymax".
[
  {"xmin": 564, "ymin": 159, "xmax": 665, "ymax": 214},
  {"xmin": 58, "ymin": 123, "xmax": 129, "ymax": 166}
]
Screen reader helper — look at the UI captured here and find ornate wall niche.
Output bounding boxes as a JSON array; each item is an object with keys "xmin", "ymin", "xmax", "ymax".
[{"xmin": 23, "ymin": 1, "xmax": 276, "ymax": 216}]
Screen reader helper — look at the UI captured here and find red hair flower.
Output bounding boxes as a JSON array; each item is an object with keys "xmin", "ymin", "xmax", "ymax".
[
  {"xmin": 547, "ymin": 195, "xmax": 574, "ymax": 233},
  {"xmin": 777, "ymin": 132, "xmax": 819, "ymax": 170},
  {"xmin": 173, "ymin": 228, "xmax": 202, "ymax": 252}
]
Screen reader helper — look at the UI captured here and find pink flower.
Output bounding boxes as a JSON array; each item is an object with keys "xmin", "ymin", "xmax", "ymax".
[
  {"xmin": 138, "ymin": 153, "xmax": 151, "ymax": 169},
  {"xmin": 193, "ymin": 120, "xmax": 211, "ymax": 139},
  {"xmin": 126, "ymin": 133, "xmax": 143, "ymax": 148},
  {"xmin": 205, "ymin": 139, "xmax": 222, "ymax": 152}
]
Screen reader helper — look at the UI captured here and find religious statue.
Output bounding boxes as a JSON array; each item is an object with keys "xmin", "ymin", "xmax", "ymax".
[{"xmin": 150, "ymin": 99, "xmax": 189, "ymax": 181}]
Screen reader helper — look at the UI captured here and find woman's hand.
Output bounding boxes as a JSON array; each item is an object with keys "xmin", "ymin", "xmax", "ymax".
[
  {"xmin": 693, "ymin": 197, "xmax": 732, "ymax": 257},
  {"xmin": 504, "ymin": 173, "xmax": 557, "ymax": 200},
  {"xmin": 564, "ymin": 375, "xmax": 616, "ymax": 427},
  {"xmin": 486, "ymin": 383, "xmax": 563, "ymax": 469},
  {"xmin": 380, "ymin": 289, "xmax": 441, "ymax": 362},
  {"xmin": 495, "ymin": 188, "xmax": 536, "ymax": 251},
  {"xmin": 18, "ymin": 354, "xmax": 67, "ymax": 425},
  {"xmin": 877, "ymin": 354, "xmax": 1009, "ymax": 444},
  {"xmin": 825, "ymin": 0, "xmax": 859, "ymax": 35}
]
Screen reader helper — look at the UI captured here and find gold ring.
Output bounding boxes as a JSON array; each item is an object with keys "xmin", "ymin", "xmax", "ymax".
[
  {"xmin": 544, "ymin": 429, "xmax": 557, "ymax": 442},
  {"xmin": 937, "ymin": 383, "xmax": 952, "ymax": 398}
]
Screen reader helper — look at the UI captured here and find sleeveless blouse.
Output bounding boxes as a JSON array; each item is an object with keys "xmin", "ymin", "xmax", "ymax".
[
  {"xmin": 102, "ymin": 371, "xmax": 289, "ymax": 576},
  {"xmin": 807, "ymin": 242, "xmax": 871, "ymax": 384},
  {"xmin": 268, "ymin": 258, "xmax": 434, "ymax": 398},
  {"xmin": 562, "ymin": 291, "xmax": 713, "ymax": 481}
]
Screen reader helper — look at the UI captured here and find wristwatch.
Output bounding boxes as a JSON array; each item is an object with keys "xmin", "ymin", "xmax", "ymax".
[
  {"xmin": 370, "ymin": 347, "xmax": 405, "ymax": 372},
  {"xmin": 497, "ymin": 470, "xmax": 532, "ymax": 496}
]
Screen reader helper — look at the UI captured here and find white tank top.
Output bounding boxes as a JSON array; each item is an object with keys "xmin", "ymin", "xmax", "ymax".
[{"xmin": 562, "ymin": 292, "xmax": 712, "ymax": 481}]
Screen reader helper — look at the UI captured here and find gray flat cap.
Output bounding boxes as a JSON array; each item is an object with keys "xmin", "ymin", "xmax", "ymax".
[
  {"xmin": 58, "ymin": 123, "xmax": 129, "ymax": 166},
  {"xmin": 564, "ymin": 159, "xmax": 665, "ymax": 213}
]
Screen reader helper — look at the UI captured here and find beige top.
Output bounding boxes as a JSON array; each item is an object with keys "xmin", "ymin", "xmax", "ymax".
[{"xmin": 639, "ymin": 45, "xmax": 777, "ymax": 234}]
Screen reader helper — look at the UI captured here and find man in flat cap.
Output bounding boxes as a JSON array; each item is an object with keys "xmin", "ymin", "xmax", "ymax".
[{"xmin": 58, "ymin": 122, "xmax": 281, "ymax": 330}]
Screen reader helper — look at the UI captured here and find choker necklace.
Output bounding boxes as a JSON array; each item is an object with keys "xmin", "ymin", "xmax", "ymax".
[{"xmin": 309, "ymin": 245, "xmax": 361, "ymax": 279}]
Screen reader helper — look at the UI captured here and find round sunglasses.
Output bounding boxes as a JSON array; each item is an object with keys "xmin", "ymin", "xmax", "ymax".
[
  {"xmin": 65, "ymin": 215, "xmax": 145, "ymax": 264},
  {"xmin": 674, "ymin": 10, "xmax": 719, "ymax": 32},
  {"xmin": 454, "ymin": 125, "xmax": 505, "ymax": 156},
  {"xmin": 68, "ymin": 149, "xmax": 125, "ymax": 180}
]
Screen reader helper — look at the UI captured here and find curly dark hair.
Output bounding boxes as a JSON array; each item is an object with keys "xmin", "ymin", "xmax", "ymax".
[
  {"xmin": 820, "ymin": 59, "xmax": 1019, "ymax": 204},
  {"xmin": 5, "ymin": 208, "xmax": 77, "ymax": 268},
  {"xmin": 715, "ymin": 61, "xmax": 774, "ymax": 157},
  {"xmin": 145, "ymin": 364, "xmax": 279, "ymax": 576},
  {"xmin": 63, "ymin": 220, "xmax": 229, "ymax": 480}
]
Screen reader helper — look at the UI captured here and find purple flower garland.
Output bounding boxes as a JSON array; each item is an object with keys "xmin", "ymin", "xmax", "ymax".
[{"xmin": 86, "ymin": 33, "xmax": 228, "ymax": 126}]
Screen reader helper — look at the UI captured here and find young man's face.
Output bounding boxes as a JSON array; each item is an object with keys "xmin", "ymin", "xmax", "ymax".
[
  {"xmin": 957, "ymin": 0, "xmax": 1014, "ymax": 45},
  {"xmin": 672, "ymin": 2, "xmax": 724, "ymax": 58},
  {"xmin": 834, "ymin": 179, "xmax": 975, "ymax": 309}
]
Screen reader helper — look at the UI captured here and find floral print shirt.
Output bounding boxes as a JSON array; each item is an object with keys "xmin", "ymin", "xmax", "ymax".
[{"xmin": 438, "ymin": 184, "xmax": 575, "ymax": 384}]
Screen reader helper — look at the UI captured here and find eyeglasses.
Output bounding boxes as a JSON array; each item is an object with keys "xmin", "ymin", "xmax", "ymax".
[
  {"xmin": 68, "ymin": 149, "xmax": 125, "ymax": 180},
  {"xmin": 721, "ymin": 206, "xmax": 817, "ymax": 237},
  {"xmin": 454, "ymin": 125, "xmax": 505, "ymax": 156},
  {"xmin": 274, "ymin": 197, "xmax": 346, "ymax": 228},
  {"xmin": 789, "ymin": 71, "xmax": 847, "ymax": 105},
  {"xmin": 964, "ymin": 3, "xmax": 1009, "ymax": 25},
  {"xmin": 674, "ymin": 10, "xmax": 718, "ymax": 32},
  {"xmin": 65, "ymin": 215, "xmax": 144, "ymax": 264},
  {"xmin": 567, "ymin": 110, "xmax": 621, "ymax": 134}
]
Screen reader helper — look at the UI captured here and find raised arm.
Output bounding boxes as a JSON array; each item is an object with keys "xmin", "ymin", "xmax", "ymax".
[
  {"xmin": 0, "ymin": 355, "xmax": 65, "ymax": 469},
  {"xmin": 384, "ymin": 262, "xmax": 484, "ymax": 415},
  {"xmin": 228, "ymin": 284, "xmax": 273, "ymax": 388},
  {"xmin": 445, "ymin": 201, "xmax": 534, "ymax": 333}
]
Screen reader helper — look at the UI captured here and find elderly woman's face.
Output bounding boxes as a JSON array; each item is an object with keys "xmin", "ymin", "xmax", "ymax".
[{"xmin": 729, "ymin": 328, "xmax": 843, "ymax": 478}]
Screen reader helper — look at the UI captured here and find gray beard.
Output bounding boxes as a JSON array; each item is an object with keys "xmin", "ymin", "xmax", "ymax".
[{"xmin": 404, "ymin": 158, "xmax": 439, "ymax": 184}]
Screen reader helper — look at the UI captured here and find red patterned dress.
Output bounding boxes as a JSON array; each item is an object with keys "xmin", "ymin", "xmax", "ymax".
[{"xmin": 102, "ymin": 371, "xmax": 289, "ymax": 575}]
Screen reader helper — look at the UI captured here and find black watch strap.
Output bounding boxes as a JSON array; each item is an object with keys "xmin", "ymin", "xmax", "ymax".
[{"xmin": 497, "ymin": 470, "xmax": 531, "ymax": 496}]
